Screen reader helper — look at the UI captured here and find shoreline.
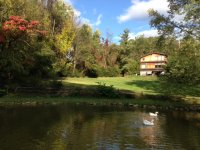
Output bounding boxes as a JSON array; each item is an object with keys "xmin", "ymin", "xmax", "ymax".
[{"xmin": 0, "ymin": 94, "xmax": 199, "ymax": 112}]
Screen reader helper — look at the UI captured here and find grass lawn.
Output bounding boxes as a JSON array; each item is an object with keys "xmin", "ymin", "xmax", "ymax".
[
  {"xmin": 0, "ymin": 94, "xmax": 195, "ymax": 108},
  {"xmin": 62, "ymin": 76, "xmax": 200, "ymax": 104},
  {"xmin": 0, "ymin": 76, "xmax": 199, "ymax": 106},
  {"xmin": 62, "ymin": 76, "xmax": 158, "ymax": 94}
]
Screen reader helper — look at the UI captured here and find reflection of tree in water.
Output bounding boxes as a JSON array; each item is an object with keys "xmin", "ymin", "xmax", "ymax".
[
  {"xmin": 0, "ymin": 105, "xmax": 199, "ymax": 150},
  {"xmin": 64, "ymin": 111, "xmax": 125, "ymax": 150},
  {"xmin": 26, "ymin": 105, "xmax": 127, "ymax": 150},
  {"xmin": 172, "ymin": 111, "xmax": 200, "ymax": 127},
  {"xmin": 163, "ymin": 111, "xmax": 200, "ymax": 150},
  {"xmin": 0, "ymin": 105, "xmax": 62, "ymax": 150},
  {"xmin": 63, "ymin": 111, "xmax": 148, "ymax": 149}
]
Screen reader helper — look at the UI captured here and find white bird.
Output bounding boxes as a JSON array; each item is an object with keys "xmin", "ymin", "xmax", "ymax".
[
  {"xmin": 149, "ymin": 112, "xmax": 158, "ymax": 117},
  {"xmin": 143, "ymin": 119, "xmax": 154, "ymax": 126}
]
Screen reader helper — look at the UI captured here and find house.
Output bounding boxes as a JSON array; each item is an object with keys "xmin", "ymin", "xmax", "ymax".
[{"xmin": 140, "ymin": 52, "xmax": 167, "ymax": 76}]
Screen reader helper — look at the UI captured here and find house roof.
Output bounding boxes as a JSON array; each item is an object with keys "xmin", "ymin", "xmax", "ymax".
[{"xmin": 140, "ymin": 52, "xmax": 167, "ymax": 58}]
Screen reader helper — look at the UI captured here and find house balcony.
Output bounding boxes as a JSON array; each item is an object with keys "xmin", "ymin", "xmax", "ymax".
[
  {"xmin": 140, "ymin": 68, "xmax": 164, "ymax": 71},
  {"xmin": 140, "ymin": 60, "xmax": 167, "ymax": 63}
]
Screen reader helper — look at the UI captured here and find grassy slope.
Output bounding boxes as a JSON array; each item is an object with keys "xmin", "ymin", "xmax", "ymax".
[
  {"xmin": 0, "ymin": 76, "xmax": 199, "ymax": 106},
  {"xmin": 63, "ymin": 76, "xmax": 158, "ymax": 94},
  {"xmin": 62, "ymin": 76, "xmax": 200, "ymax": 103},
  {"xmin": 0, "ymin": 94, "xmax": 191, "ymax": 107}
]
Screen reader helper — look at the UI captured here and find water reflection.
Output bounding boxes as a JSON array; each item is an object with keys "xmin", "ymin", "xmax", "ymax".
[{"xmin": 0, "ymin": 105, "xmax": 199, "ymax": 150}]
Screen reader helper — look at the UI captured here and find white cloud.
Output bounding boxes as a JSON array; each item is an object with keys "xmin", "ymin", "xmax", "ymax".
[
  {"xmin": 63, "ymin": 0, "xmax": 92, "ymax": 26},
  {"xmin": 114, "ymin": 29, "xmax": 158, "ymax": 43},
  {"xmin": 80, "ymin": 17, "xmax": 92, "ymax": 25},
  {"xmin": 80, "ymin": 14, "xmax": 103, "ymax": 28},
  {"xmin": 129, "ymin": 29, "xmax": 159, "ymax": 39},
  {"xmin": 95, "ymin": 14, "xmax": 103, "ymax": 26},
  {"xmin": 117, "ymin": 0, "xmax": 169, "ymax": 23},
  {"xmin": 113, "ymin": 36, "xmax": 121, "ymax": 41},
  {"xmin": 80, "ymin": 11, "xmax": 102, "ymax": 27},
  {"xmin": 64, "ymin": 0, "xmax": 102, "ymax": 27},
  {"xmin": 73, "ymin": 9, "xmax": 81, "ymax": 17},
  {"xmin": 64, "ymin": 0, "xmax": 73, "ymax": 5},
  {"xmin": 63, "ymin": 0, "xmax": 81, "ymax": 17}
]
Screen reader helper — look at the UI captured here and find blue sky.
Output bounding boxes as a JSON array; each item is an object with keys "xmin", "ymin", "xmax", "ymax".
[{"xmin": 64, "ymin": 0, "xmax": 169, "ymax": 43}]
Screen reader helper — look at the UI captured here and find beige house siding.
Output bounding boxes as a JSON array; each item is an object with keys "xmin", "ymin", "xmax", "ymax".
[
  {"xmin": 140, "ymin": 53, "xmax": 167, "ymax": 76},
  {"xmin": 140, "ymin": 54, "xmax": 167, "ymax": 62}
]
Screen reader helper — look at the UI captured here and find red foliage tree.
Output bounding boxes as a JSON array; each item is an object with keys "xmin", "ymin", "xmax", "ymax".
[{"xmin": 1, "ymin": 16, "xmax": 46, "ymax": 42}]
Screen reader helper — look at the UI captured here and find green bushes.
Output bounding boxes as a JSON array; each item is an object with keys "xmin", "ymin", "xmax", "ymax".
[
  {"xmin": 85, "ymin": 68, "xmax": 98, "ymax": 78},
  {"xmin": 49, "ymin": 80, "xmax": 63, "ymax": 89},
  {"xmin": 96, "ymin": 82, "xmax": 119, "ymax": 98},
  {"xmin": 71, "ymin": 66, "xmax": 120, "ymax": 78},
  {"xmin": 163, "ymin": 38, "xmax": 200, "ymax": 85},
  {"xmin": 97, "ymin": 66, "xmax": 120, "ymax": 77}
]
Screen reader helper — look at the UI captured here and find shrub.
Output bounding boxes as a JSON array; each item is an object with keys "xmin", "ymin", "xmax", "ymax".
[
  {"xmin": 97, "ymin": 66, "xmax": 120, "ymax": 77},
  {"xmin": 85, "ymin": 68, "xmax": 98, "ymax": 78},
  {"xmin": 96, "ymin": 82, "xmax": 119, "ymax": 98},
  {"xmin": 0, "ymin": 89, "xmax": 7, "ymax": 96},
  {"xmin": 50, "ymin": 80, "xmax": 63, "ymax": 89}
]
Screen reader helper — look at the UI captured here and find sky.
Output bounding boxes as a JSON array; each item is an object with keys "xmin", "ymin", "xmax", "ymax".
[{"xmin": 64, "ymin": 0, "xmax": 170, "ymax": 43}]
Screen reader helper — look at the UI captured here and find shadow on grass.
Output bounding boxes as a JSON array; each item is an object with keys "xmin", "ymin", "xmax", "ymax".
[
  {"xmin": 15, "ymin": 82, "xmax": 124, "ymax": 99},
  {"xmin": 125, "ymin": 79, "xmax": 200, "ymax": 97},
  {"xmin": 2, "ymin": 80, "xmax": 200, "ymax": 108},
  {"xmin": 9, "ymin": 79, "xmax": 200, "ymax": 107}
]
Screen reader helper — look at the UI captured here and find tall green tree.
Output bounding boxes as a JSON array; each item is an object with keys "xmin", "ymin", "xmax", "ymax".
[
  {"xmin": 165, "ymin": 38, "xmax": 200, "ymax": 84},
  {"xmin": 149, "ymin": 0, "xmax": 200, "ymax": 39},
  {"xmin": 120, "ymin": 28, "xmax": 129, "ymax": 46},
  {"xmin": 118, "ymin": 29, "xmax": 131, "ymax": 76},
  {"xmin": 149, "ymin": 0, "xmax": 200, "ymax": 84},
  {"xmin": 72, "ymin": 24, "xmax": 94, "ymax": 76},
  {"xmin": 53, "ymin": 20, "xmax": 76, "ymax": 76}
]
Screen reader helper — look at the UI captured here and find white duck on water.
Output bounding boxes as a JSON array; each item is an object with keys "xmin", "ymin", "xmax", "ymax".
[
  {"xmin": 149, "ymin": 112, "xmax": 158, "ymax": 117},
  {"xmin": 143, "ymin": 119, "xmax": 154, "ymax": 126}
]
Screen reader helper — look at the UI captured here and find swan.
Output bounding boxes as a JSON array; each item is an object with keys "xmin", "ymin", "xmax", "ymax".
[
  {"xmin": 143, "ymin": 119, "xmax": 154, "ymax": 126},
  {"xmin": 149, "ymin": 111, "xmax": 158, "ymax": 117}
]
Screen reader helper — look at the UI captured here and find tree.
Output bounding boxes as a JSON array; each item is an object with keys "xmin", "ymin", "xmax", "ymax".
[
  {"xmin": 165, "ymin": 37, "xmax": 200, "ymax": 84},
  {"xmin": 149, "ymin": 0, "xmax": 200, "ymax": 39},
  {"xmin": 72, "ymin": 24, "xmax": 94, "ymax": 76},
  {"xmin": 120, "ymin": 28, "xmax": 129, "ymax": 46},
  {"xmin": 0, "ymin": 15, "xmax": 47, "ymax": 87},
  {"xmin": 53, "ymin": 20, "xmax": 76, "ymax": 76},
  {"xmin": 92, "ymin": 30, "xmax": 101, "ymax": 58},
  {"xmin": 149, "ymin": 0, "xmax": 200, "ymax": 84},
  {"xmin": 118, "ymin": 29, "xmax": 131, "ymax": 76},
  {"xmin": 48, "ymin": 0, "xmax": 75, "ymax": 35}
]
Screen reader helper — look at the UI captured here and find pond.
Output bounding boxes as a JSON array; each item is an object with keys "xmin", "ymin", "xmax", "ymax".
[{"xmin": 0, "ymin": 104, "xmax": 199, "ymax": 150}]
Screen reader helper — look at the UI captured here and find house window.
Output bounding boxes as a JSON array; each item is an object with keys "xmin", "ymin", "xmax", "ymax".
[
  {"xmin": 155, "ymin": 65, "xmax": 162, "ymax": 68},
  {"xmin": 155, "ymin": 56, "xmax": 158, "ymax": 61},
  {"xmin": 141, "ymin": 64, "xmax": 146, "ymax": 68}
]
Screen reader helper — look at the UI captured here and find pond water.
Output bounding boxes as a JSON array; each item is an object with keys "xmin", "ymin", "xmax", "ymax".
[{"xmin": 0, "ymin": 104, "xmax": 199, "ymax": 150}]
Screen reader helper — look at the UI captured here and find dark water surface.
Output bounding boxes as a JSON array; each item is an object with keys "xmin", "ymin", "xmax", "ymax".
[{"xmin": 0, "ymin": 104, "xmax": 199, "ymax": 150}]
